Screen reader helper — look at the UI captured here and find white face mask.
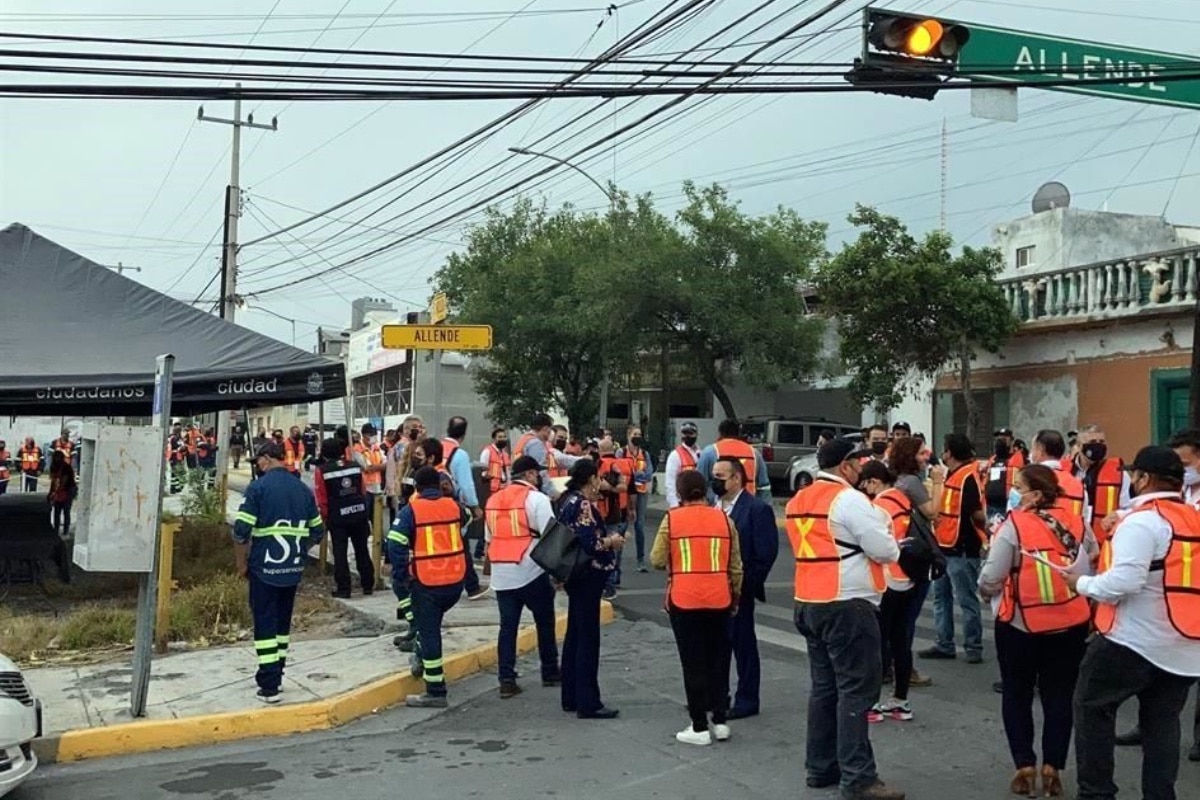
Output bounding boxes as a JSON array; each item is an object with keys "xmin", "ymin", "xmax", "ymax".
[{"xmin": 1185, "ymin": 466, "xmax": 1200, "ymax": 488}]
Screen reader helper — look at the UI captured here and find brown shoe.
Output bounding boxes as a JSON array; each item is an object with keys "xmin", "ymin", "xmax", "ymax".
[
  {"xmin": 1040, "ymin": 765, "xmax": 1062, "ymax": 797},
  {"xmin": 1010, "ymin": 767, "xmax": 1037, "ymax": 797},
  {"xmin": 908, "ymin": 669, "xmax": 933, "ymax": 687},
  {"xmin": 843, "ymin": 780, "xmax": 905, "ymax": 799}
]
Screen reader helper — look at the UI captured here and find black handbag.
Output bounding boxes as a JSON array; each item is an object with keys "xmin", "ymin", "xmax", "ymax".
[{"xmin": 530, "ymin": 517, "xmax": 589, "ymax": 582}]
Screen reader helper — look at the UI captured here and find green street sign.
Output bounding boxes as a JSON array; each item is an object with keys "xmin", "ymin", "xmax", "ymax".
[{"xmin": 958, "ymin": 25, "xmax": 1200, "ymax": 110}]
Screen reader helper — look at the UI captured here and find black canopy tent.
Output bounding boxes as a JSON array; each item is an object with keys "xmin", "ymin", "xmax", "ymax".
[{"xmin": 0, "ymin": 223, "xmax": 346, "ymax": 417}]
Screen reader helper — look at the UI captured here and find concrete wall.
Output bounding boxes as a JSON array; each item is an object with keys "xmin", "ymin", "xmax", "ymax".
[
  {"xmin": 1008, "ymin": 375, "xmax": 1078, "ymax": 439},
  {"xmin": 991, "ymin": 208, "xmax": 1187, "ymax": 280}
]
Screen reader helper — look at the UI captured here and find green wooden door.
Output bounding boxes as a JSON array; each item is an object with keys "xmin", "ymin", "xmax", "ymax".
[{"xmin": 1152, "ymin": 369, "xmax": 1191, "ymax": 444}]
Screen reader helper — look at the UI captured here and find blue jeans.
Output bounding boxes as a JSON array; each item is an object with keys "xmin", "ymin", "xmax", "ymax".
[
  {"xmin": 932, "ymin": 556, "xmax": 983, "ymax": 657},
  {"xmin": 632, "ymin": 491, "xmax": 649, "ymax": 563},
  {"xmin": 795, "ymin": 599, "xmax": 883, "ymax": 792},
  {"xmin": 496, "ymin": 574, "xmax": 560, "ymax": 683}
]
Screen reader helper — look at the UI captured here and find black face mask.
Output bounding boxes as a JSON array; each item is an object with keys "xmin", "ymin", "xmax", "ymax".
[
  {"xmin": 1082, "ymin": 442, "xmax": 1107, "ymax": 462},
  {"xmin": 682, "ymin": 435, "xmax": 697, "ymax": 447},
  {"xmin": 409, "ymin": 429, "xmax": 420, "ymax": 441},
  {"xmin": 496, "ymin": 439, "xmax": 508, "ymax": 450},
  {"xmin": 554, "ymin": 438, "xmax": 567, "ymax": 451},
  {"xmin": 631, "ymin": 437, "xmax": 644, "ymax": 448},
  {"xmin": 871, "ymin": 441, "xmax": 887, "ymax": 456},
  {"xmin": 994, "ymin": 439, "xmax": 1011, "ymax": 460},
  {"xmin": 710, "ymin": 477, "xmax": 728, "ymax": 497}
]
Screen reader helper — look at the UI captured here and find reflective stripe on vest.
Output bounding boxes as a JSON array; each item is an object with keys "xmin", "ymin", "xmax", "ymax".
[
  {"xmin": 1157, "ymin": 498, "xmax": 1200, "ymax": 640},
  {"xmin": 284, "ymin": 439, "xmax": 305, "ymax": 472},
  {"xmin": 485, "ymin": 483, "xmax": 536, "ymax": 564},
  {"xmin": 786, "ymin": 479, "xmax": 885, "ymax": 603},
  {"xmin": 598, "ymin": 455, "xmax": 633, "ymax": 518},
  {"xmin": 675, "ymin": 445, "xmax": 698, "ymax": 472},
  {"xmin": 485, "ymin": 444, "xmax": 511, "ymax": 494},
  {"xmin": 19, "ymin": 447, "xmax": 41, "ymax": 473},
  {"xmin": 874, "ymin": 488, "xmax": 912, "ymax": 583},
  {"xmin": 627, "ymin": 447, "xmax": 650, "ymax": 493},
  {"xmin": 714, "ymin": 439, "xmax": 757, "ymax": 495},
  {"xmin": 998, "ymin": 509, "xmax": 1090, "ymax": 634},
  {"xmin": 355, "ymin": 443, "xmax": 383, "ymax": 488},
  {"xmin": 322, "ymin": 464, "xmax": 369, "ymax": 524},
  {"xmin": 1053, "ymin": 468, "xmax": 1086, "ymax": 520},
  {"xmin": 515, "ymin": 431, "xmax": 560, "ymax": 476},
  {"xmin": 409, "ymin": 496, "xmax": 467, "ymax": 587},
  {"xmin": 1088, "ymin": 458, "xmax": 1125, "ymax": 539},
  {"xmin": 666, "ymin": 505, "xmax": 733, "ymax": 611},
  {"xmin": 934, "ymin": 464, "xmax": 983, "ymax": 549}
]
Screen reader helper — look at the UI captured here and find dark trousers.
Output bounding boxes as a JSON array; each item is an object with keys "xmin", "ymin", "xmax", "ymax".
[
  {"xmin": 463, "ymin": 546, "xmax": 481, "ymax": 595},
  {"xmin": 496, "ymin": 574, "xmax": 560, "ymax": 683},
  {"xmin": 606, "ymin": 523, "xmax": 627, "ymax": 588},
  {"xmin": 330, "ymin": 520, "xmax": 374, "ymax": 594},
  {"xmin": 0, "ymin": 479, "xmax": 8, "ymax": 495},
  {"xmin": 671, "ymin": 609, "xmax": 731, "ymax": 732},
  {"xmin": 1074, "ymin": 635, "xmax": 1195, "ymax": 800},
  {"xmin": 996, "ymin": 621, "xmax": 1088, "ymax": 770},
  {"xmin": 390, "ymin": 553, "xmax": 413, "ymax": 626},
  {"xmin": 22, "ymin": 473, "xmax": 38, "ymax": 493},
  {"xmin": 248, "ymin": 575, "xmax": 298, "ymax": 694},
  {"xmin": 562, "ymin": 568, "xmax": 607, "ymax": 714},
  {"xmin": 412, "ymin": 581, "xmax": 463, "ymax": 697},
  {"xmin": 52, "ymin": 501, "xmax": 73, "ymax": 539},
  {"xmin": 727, "ymin": 590, "xmax": 761, "ymax": 713},
  {"xmin": 795, "ymin": 599, "xmax": 882, "ymax": 792},
  {"xmin": 879, "ymin": 587, "xmax": 917, "ymax": 701},
  {"xmin": 904, "ymin": 580, "xmax": 930, "ymax": 651}
]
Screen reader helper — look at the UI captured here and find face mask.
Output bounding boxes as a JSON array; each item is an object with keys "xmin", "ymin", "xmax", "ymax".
[
  {"xmin": 496, "ymin": 440, "xmax": 508, "ymax": 450},
  {"xmin": 710, "ymin": 478, "xmax": 728, "ymax": 497},
  {"xmin": 554, "ymin": 438, "xmax": 567, "ymax": 451},
  {"xmin": 682, "ymin": 435, "xmax": 697, "ymax": 447},
  {"xmin": 409, "ymin": 430, "xmax": 420, "ymax": 441},
  {"xmin": 1007, "ymin": 488, "xmax": 1023, "ymax": 511},
  {"xmin": 1129, "ymin": 475, "xmax": 1145, "ymax": 498},
  {"xmin": 1082, "ymin": 442, "xmax": 1107, "ymax": 462},
  {"xmin": 871, "ymin": 441, "xmax": 887, "ymax": 456},
  {"xmin": 631, "ymin": 437, "xmax": 644, "ymax": 447},
  {"xmin": 994, "ymin": 439, "xmax": 1011, "ymax": 460},
  {"xmin": 1185, "ymin": 466, "xmax": 1200, "ymax": 487},
  {"xmin": 535, "ymin": 474, "xmax": 544, "ymax": 490}
]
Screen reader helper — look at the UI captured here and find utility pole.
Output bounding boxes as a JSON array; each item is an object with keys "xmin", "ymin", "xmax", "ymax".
[
  {"xmin": 939, "ymin": 117, "xmax": 948, "ymax": 233},
  {"xmin": 198, "ymin": 84, "xmax": 277, "ymax": 501}
]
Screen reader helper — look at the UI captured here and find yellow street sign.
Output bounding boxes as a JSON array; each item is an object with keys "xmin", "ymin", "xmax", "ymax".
[
  {"xmin": 380, "ymin": 323, "xmax": 492, "ymax": 351},
  {"xmin": 430, "ymin": 292, "xmax": 449, "ymax": 324}
]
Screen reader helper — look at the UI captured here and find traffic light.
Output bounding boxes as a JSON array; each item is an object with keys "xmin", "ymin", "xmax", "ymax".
[{"xmin": 865, "ymin": 10, "xmax": 970, "ymax": 63}]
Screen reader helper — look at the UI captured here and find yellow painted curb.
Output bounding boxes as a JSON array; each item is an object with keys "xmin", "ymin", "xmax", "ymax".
[{"xmin": 40, "ymin": 601, "xmax": 617, "ymax": 764}]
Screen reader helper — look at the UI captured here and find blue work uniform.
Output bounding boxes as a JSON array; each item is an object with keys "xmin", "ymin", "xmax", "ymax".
[
  {"xmin": 232, "ymin": 466, "xmax": 325, "ymax": 696},
  {"xmin": 388, "ymin": 487, "xmax": 469, "ymax": 696}
]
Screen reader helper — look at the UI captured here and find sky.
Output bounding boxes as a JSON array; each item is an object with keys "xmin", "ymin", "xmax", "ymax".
[{"xmin": 1, "ymin": 0, "xmax": 1198, "ymax": 349}]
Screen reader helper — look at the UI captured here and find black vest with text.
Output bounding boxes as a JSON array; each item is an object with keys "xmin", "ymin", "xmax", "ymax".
[{"xmin": 323, "ymin": 462, "xmax": 370, "ymax": 525}]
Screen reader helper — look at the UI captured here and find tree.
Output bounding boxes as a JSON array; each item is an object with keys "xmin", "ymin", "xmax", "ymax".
[
  {"xmin": 432, "ymin": 198, "xmax": 643, "ymax": 432},
  {"xmin": 630, "ymin": 183, "xmax": 827, "ymax": 420},
  {"xmin": 815, "ymin": 205, "xmax": 1018, "ymax": 442}
]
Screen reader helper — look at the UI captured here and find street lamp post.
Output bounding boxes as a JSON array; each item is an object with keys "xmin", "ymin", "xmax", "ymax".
[{"xmin": 508, "ymin": 147, "xmax": 615, "ymax": 433}]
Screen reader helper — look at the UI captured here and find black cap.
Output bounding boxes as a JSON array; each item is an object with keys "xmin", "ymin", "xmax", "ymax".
[
  {"xmin": 255, "ymin": 441, "xmax": 285, "ymax": 460},
  {"xmin": 817, "ymin": 437, "xmax": 873, "ymax": 470},
  {"xmin": 994, "ymin": 427, "xmax": 1014, "ymax": 437},
  {"xmin": 1122, "ymin": 445, "xmax": 1184, "ymax": 481},
  {"xmin": 680, "ymin": 421, "xmax": 698, "ymax": 434},
  {"xmin": 891, "ymin": 421, "xmax": 911, "ymax": 433},
  {"xmin": 511, "ymin": 455, "xmax": 541, "ymax": 476}
]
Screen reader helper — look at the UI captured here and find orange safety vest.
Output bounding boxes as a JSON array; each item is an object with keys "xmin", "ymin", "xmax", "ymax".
[
  {"xmin": 873, "ymin": 488, "xmax": 913, "ymax": 583},
  {"xmin": 934, "ymin": 463, "xmax": 985, "ymax": 549},
  {"xmin": 54, "ymin": 439, "xmax": 73, "ymax": 458},
  {"xmin": 485, "ymin": 482, "xmax": 537, "ymax": 564},
  {"xmin": 283, "ymin": 438, "xmax": 305, "ymax": 473},
  {"xmin": 1007, "ymin": 449, "xmax": 1028, "ymax": 468},
  {"xmin": 484, "ymin": 443, "xmax": 511, "ymax": 494},
  {"xmin": 442, "ymin": 438, "xmax": 462, "ymax": 471},
  {"xmin": 998, "ymin": 509, "xmax": 1091, "ymax": 634},
  {"xmin": 786, "ymin": 479, "xmax": 885, "ymax": 603},
  {"xmin": 186, "ymin": 429, "xmax": 200, "ymax": 456},
  {"xmin": 597, "ymin": 454, "xmax": 634, "ymax": 518},
  {"xmin": 674, "ymin": 445, "xmax": 698, "ymax": 472},
  {"xmin": 515, "ymin": 432, "xmax": 561, "ymax": 477},
  {"xmin": 1094, "ymin": 498, "xmax": 1200, "ymax": 640},
  {"xmin": 0, "ymin": 448, "xmax": 9, "ymax": 480},
  {"xmin": 19, "ymin": 446, "xmax": 41, "ymax": 474},
  {"xmin": 626, "ymin": 446, "xmax": 651, "ymax": 494},
  {"xmin": 1085, "ymin": 457, "xmax": 1125, "ymax": 540},
  {"xmin": 355, "ymin": 442, "xmax": 384, "ymax": 488},
  {"xmin": 665, "ymin": 505, "xmax": 734, "ymax": 611},
  {"xmin": 714, "ymin": 438, "xmax": 757, "ymax": 495},
  {"xmin": 409, "ymin": 496, "xmax": 467, "ymax": 587},
  {"xmin": 1053, "ymin": 467, "xmax": 1086, "ymax": 520},
  {"xmin": 981, "ymin": 457, "xmax": 1021, "ymax": 496}
]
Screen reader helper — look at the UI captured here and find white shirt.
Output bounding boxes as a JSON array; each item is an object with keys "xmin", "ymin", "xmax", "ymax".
[
  {"xmin": 485, "ymin": 480, "xmax": 554, "ymax": 592},
  {"xmin": 665, "ymin": 444, "xmax": 701, "ymax": 509},
  {"xmin": 810, "ymin": 472, "xmax": 900, "ymax": 605},
  {"xmin": 1075, "ymin": 491, "xmax": 1200, "ymax": 677},
  {"xmin": 718, "ymin": 489, "xmax": 744, "ymax": 516},
  {"xmin": 1183, "ymin": 482, "xmax": 1199, "ymax": 510}
]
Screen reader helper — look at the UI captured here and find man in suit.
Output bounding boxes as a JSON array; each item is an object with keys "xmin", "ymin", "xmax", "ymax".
[{"xmin": 713, "ymin": 456, "xmax": 780, "ymax": 720}]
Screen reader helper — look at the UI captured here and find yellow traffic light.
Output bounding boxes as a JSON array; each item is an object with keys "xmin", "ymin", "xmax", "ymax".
[
  {"xmin": 867, "ymin": 11, "xmax": 969, "ymax": 62},
  {"xmin": 906, "ymin": 20, "xmax": 943, "ymax": 56}
]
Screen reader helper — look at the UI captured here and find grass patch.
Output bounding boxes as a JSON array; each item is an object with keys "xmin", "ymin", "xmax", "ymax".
[
  {"xmin": 0, "ymin": 610, "xmax": 59, "ymax": 662},
  {"xmin": 168, "ymin": 573, "xmax": 252, "ymax": 641},
  {"xmin": 56, "ymin": 606, "xmax": 136, "ymax": 650}
]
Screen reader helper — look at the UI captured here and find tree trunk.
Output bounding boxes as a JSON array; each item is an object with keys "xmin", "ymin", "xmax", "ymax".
[
  {"xmin": 705, "ymin": 373, "xmax": 738, "ymax": 421},
  {"xmin": 958, "ymin": 336, "xmax": 978, "ymax": 446}
]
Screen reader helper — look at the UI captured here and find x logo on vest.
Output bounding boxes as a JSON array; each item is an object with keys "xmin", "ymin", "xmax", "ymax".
[{"xmin": 793, "ymin": 517, "xmax": 818, "ymax": 560}]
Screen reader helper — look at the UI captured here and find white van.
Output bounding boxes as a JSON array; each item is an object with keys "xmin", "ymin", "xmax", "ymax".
[{"xmin": 0, "ymin": 654, "xmax": 40, "ymax": 798}]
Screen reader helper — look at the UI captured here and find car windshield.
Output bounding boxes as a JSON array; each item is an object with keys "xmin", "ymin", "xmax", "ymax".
[{"xmin": 742, "ymin": 422, "xmax": 767, "ymax": 444}]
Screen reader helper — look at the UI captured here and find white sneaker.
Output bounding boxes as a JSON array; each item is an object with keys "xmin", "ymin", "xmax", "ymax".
[
  {"xmin": 711, "ymin": 723, "xmax": 731, "ymax": 741},
  {"xmin": 675, "ymin": 726, "xmax": 712, "ymax": 746}
]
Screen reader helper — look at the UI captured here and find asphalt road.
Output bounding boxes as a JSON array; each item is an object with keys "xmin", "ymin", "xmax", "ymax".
[{"xmin": 23, "ymin": 498, "xmax": 1196, "ymax": 800}]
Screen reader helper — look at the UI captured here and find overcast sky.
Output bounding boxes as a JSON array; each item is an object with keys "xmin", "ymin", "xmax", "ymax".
[{"xmin": 2, "ymin": 0, "xmax": 1197, "ymax": 348}]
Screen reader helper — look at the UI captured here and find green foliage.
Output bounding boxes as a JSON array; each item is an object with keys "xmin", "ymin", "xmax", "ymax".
[
  {"xmin": 178, "ymin": 468, "xmax": 224, "ymax": 523},
  {"xmin": 57, "ymin": 606, "xmax": 136, "ymax": 650},
  {"xmin": 815, "ymin": 205, "xmax": 1018, "ymax": 436}
]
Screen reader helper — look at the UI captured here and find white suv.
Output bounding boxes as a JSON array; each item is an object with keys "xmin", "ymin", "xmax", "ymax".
[{"xmin": 0, "ymin": 654, "xmax": 40, "ymax": 798}]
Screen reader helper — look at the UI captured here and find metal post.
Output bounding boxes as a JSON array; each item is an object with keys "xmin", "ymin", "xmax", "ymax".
[
  {"xmin": 432, "ymin": 351, "xmax": 444, "ymax": 430},
  {"xmin": 317, "ymin": 398, "xmax": 328, "ymax": 575},
  {"xmin": 131, "ymin": 353, "xmax": 174, "ymax": 717}
]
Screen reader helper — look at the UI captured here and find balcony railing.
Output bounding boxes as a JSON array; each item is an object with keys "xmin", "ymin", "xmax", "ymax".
[{"xmin": 998, "ymin": 244, "xmax": 1200, "ymax": 325}]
